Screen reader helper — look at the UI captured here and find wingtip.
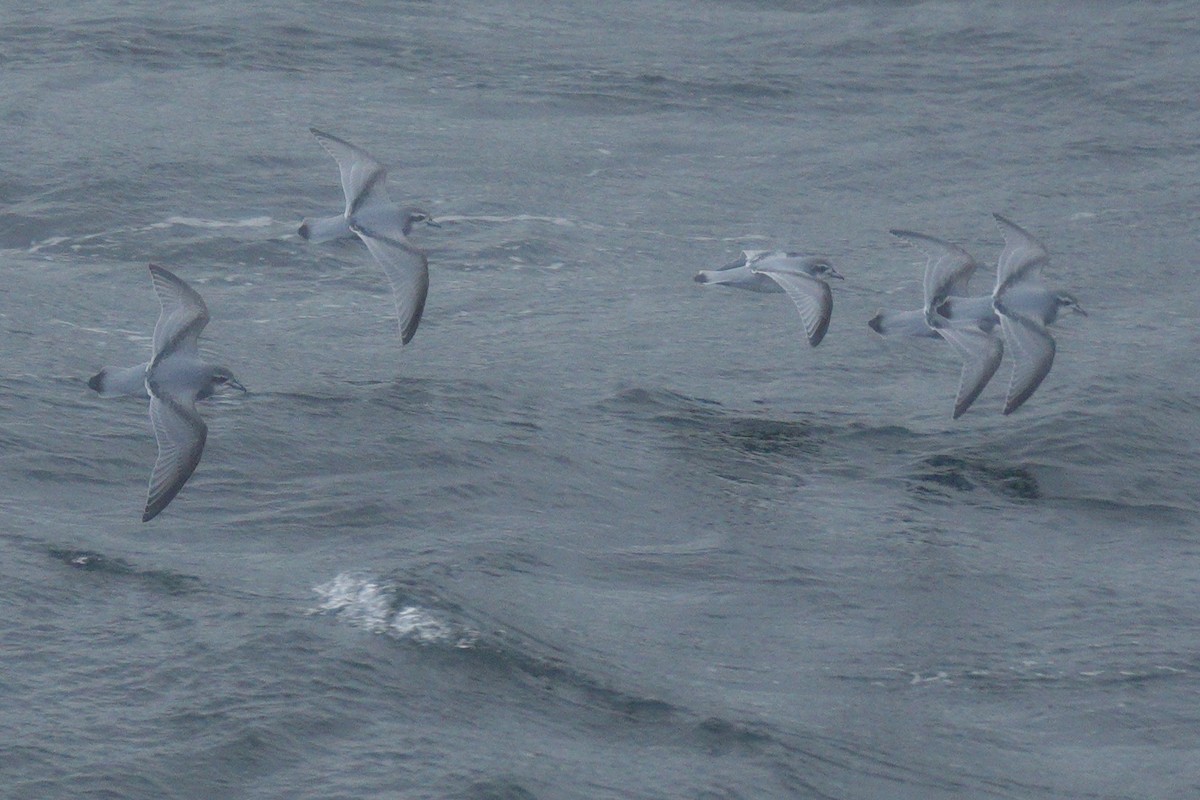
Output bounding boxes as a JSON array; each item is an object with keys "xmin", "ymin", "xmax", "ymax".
[
  {"xmin": 952, "ymin": 387, "xmax": 983, "ymax": 418},
  {"xmin": 399, "ymin": 321, "xmax": 419, "ymax": 345},
  {"xmin": 1002, "ymin": 386, "xmax": 1039, "ymax": 416},
  {"xmin": 142, "ymin": 498, "xmax": 166, "ymax": 522},
  {"xmin": 992, "ymin": 212, "xmax": 1021, "ymax": 231},
  {"xmin": 693, "ymin": 272, "xmax": 709, "ymax": 284},
  {"xmin": 807, "ymin": 315, "xmax": 831, "ymax": 347},
  {"xmin": 87, "ymin": 370, "xmax": 105, "ymax": 393},
  {"xmin": 298, "ymin": 221, "xmax": 310, "ymax": 240},
  {"xmin": 867, "ymin": 312, "xmax": 884, "ymax": 334},
  {"xmin": 1001, "ymin": 393, "xmax": 1029, "ymax": 415}
]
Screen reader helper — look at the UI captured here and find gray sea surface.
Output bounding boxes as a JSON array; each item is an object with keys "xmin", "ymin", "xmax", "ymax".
[{"xmin": 3, "ymin": 2, "xmax": 1199, "ymax": 798}]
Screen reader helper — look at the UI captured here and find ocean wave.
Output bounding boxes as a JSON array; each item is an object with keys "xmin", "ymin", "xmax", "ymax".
[
  {"xmin": 309, "ymin": 572, "xmax": 481, "ymax": 648},
  {"xmin": 48, "ymin": 547, "xmax": 202, "ymax": 595}
]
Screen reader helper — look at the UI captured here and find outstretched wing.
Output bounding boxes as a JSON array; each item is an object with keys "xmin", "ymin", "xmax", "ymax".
[
  {"xmin": 992, "ymin": 213, "xmax": 1050, "ymax": 297},
  {"xmin": 936, "ymin": 323, "xmax": 1004, "ymax": 419},
  {"xmin": 143, "ymin": 394, "xmax": 207, "ymax": 522},
  {"xmin": 889, "ymin": 229, "xmax": 979, "ymax": 313},
  {"xmin": 148, "ymin": 264, "xmax": 209, "ymax": 363},
  {"xmin": 754, "ymin": 268, "xmax": 833, "ymax": 347},
  {"xmin": 310, "ymin": 127, "xmax": 393, "ymax": 218},
  {"xmin": 996, "ymin": 304, "xmax": 1056, "ymax": 415},
  {"xmin": 349, "ymin": 221, "xmax": 431, "ymax": 345}
]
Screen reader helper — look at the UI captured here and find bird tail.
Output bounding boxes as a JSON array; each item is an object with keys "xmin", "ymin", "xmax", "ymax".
[{"xmin": 298, "ymin": 215, "xmax": 352, "ymax": 243}]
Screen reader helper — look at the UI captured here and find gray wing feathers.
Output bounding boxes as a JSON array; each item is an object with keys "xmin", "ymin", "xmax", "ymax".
[
  {"xmin": 350, "ymin": 223, "xmax": 430, "ymax": 345},
  {"xmin": 936, "ymin": 324, "xmax": 1004, "ymax": 419},
  {"xmin": 148, "ymin": 264, "xmax": 209, "ymax": 358},
  {"xmin": 756, "ymin": 269, "xmax": 833, "ymax": 347},
  {"xmin": 712, "ymin": 252, "xmax": 752, "ymax": 272},
  {"xmin": 997, "ymin": 309, "xmax": 1056, "ymax": 415},
  {"xmin": 889, "ymin": 229, "xmax": 979, "ymax": 311},
  {"xmin": 144, "ymin": 395, "xmax": 207, "ymax": 522},
  {"xmin": 993, "ymin": 213, "xmax": 1049, "ymax": 296},
  {"xmin": 310, "ymin": 127, "xmax": 392, "ymax": 217}
]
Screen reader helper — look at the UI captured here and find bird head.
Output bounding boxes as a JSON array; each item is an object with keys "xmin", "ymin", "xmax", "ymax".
[{"xmin": 400, "ymin": 207, "xmax": 441, "ymax": 236}]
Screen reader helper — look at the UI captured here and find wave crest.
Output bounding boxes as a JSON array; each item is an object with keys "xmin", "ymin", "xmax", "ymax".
[{"xmin": 309, "ymin": 572, "xmax": 480, "ymax": 648}]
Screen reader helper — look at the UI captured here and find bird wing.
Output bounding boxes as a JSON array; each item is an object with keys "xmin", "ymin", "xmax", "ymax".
[
  {"xmin": 709, "ymin": 251, "xmax": 754, "ymax": 272},
  {"xmin": 996, "ymin": 305, "xmax": 1056, "ymax": 415},
  {"xmin": 349, "ymin": 221, "xmax": 431, "ymax": 345},
  {"xmin": 754, "ymin": 267, "xmax": 833, "ymax": 347},
  {"xmin": 148, "ymin": 264, "xmax": 209, "ymax": 363},
  {"xmin": 935, "ymin": 323, "xmax": 1005, "ymax": 419},
  {"xmin": 143, "ymin": 393, "xmax": 207, "ymax": 522},
  {"xmin": 310, "ymin": 127, "xmax": 393, "ymax": 218},
  {"xmin": 889, "ymin": 229, "xmax": 979, "ymax": 313},
  {"xmin": 992, "ymin": 213, "xmax": 1050, "ymax": 297}
]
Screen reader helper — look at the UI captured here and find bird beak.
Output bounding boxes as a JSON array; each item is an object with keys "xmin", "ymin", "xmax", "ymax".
[
  {"xmin": 230, "ymin": 379, "xmax": 248, "ymax": 393},
  {"xmin": 1073, "ymin": 305, "xmax": 1088, "ymax": 317},
  {"xmin": 828, "ymin": 268, "xmax": 845, "ymax": 280},
  {"xmin": 425, "ymin": 217, "xmax": 442, "ymax": 229}
]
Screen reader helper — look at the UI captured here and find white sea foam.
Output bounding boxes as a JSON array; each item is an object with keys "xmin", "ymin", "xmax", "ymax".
[
  {"xmin": 433, "ymin": 213, "xmax": 590, "ymax": 228},
  {"xmin": 153, "ymin": 215, "xmax": 275, "ymax": 230},
  {"xmin": 27, "ymin": 236, "xmax": 72, "ymax": 253},
  {"xmin": 309, "ymin": 572, "xmax": 479, "ymax": 648}
]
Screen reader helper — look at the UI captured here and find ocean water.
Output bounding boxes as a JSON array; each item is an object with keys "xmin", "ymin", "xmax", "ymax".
[{"xmin": 2, "ymin": 1, "xmax": 1199, "ymax": 798}]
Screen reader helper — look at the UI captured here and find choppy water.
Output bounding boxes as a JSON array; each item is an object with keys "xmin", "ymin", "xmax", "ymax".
[{"xmin": 3, "ymin": 2, "xmax": 1199, "ymax": 798}]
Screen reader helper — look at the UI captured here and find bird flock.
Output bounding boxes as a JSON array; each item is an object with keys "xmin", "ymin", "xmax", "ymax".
[{"xmin": 88, "ymin": 128, "xmax": 1085, "ymax": 521}]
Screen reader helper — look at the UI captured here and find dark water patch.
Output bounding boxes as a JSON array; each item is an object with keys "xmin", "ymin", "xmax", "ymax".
[
  {"xmin": 465, "ymin": 779, "xmax": 541, "ymax": 800},
  {"xmin": 2, "ymin": 17, "xmax": 450, "ymax": 75},
  {"xmin": 470, "ymin": 549, "xmax": 553, "ymax": 578},
  {"xmin": 705, "ymin": 417, "xmax": 820, "ymax": 458},
  {"xmin": 23, "ymin": 452, "xmax": 139, "ymax": 487},
  {"xmin": 841, "ymin": 421, "xmax": 927, "ymax": 443},
  {"xmin": 906, "ymin": 454, "xmax": 1040, "ymax": 502},
  {"xmin": 227, "ymin": 486, "xmax": 419, "ymax": 532},
  {"xmin": 595, "ymin": 386, "xmax": 838, "ymax": 493},
  {"xmin": 48, "ymin": 548, "xmax": 202, "ymax": 595},
  {"xmin": 1049, "ymin": 496, "xmax": 1195, "ymax": 532},
  {"xmin": 596, "ymin": 385, "xmax": 724, "ymax": 416},
  {"xmin": 525, "ymin": 68, "xmax": 803, "ymax": 115},
  {"xmin": 368, "ymin": 376, "xmax": 508, "ymax": 415},
  {"xmin": 1064, "ymin": 134, "xmax": 1200, "ymax": 163},
  {"xmin": 696, "ymin": 716, "xmax": 774, "ymax": 752},
  {"xmin": 658, "ymin": 412, "xmax": 825, "ymax": 488},
  {"xmin": 601, "ymin": 536, "xmax": 832, "ymax": 590},
  {"xmin": 254, "ymin": 390, "xmax": 360, "ymax": 414}
]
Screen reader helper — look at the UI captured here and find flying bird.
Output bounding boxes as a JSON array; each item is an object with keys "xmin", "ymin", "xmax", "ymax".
[
  {"xmin": 301, "ymin": 127, "xmax": 440, "ymax": 345},
  {"xmin": 695, "ymin": 251, "xmax": 844, "ymax": 347},
  {"xmin": 89, "ymin": 264, "xmax": 245, "ymax": 521}
]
